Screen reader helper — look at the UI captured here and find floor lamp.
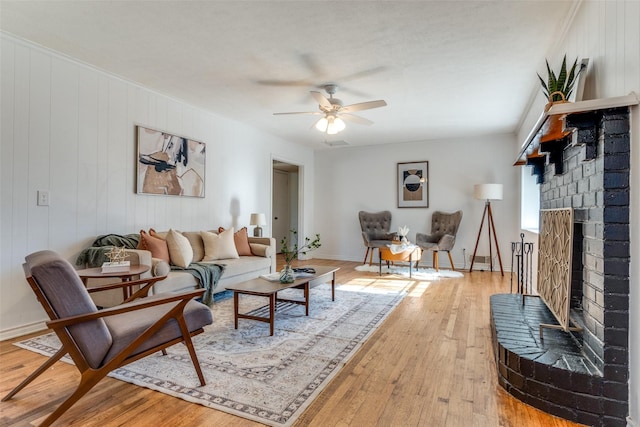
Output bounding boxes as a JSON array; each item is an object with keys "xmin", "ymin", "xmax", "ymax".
[{"xmin": 469, "ymin": 183, "xmax": 504, "ymax": 276}]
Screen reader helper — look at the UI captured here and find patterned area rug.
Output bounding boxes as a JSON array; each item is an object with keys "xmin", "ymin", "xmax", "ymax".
[{"xmin": 15, "ymin": 283, "xmax": 407, "ymax": 427}]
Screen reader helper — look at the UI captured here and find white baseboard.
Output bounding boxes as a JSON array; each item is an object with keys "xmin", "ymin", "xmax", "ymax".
[{"xmin": 0, "ymin": 320, "xmax": 47, "ymax": 341}]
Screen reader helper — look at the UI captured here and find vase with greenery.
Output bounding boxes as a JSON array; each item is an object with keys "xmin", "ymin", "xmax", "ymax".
[
  {"xmin": 537, "ymin": 54, "xmax": 582, "ymax": 108},
  {"xmin": 279, "ymin": 230, "xmax": 321, "ymax": 284}
]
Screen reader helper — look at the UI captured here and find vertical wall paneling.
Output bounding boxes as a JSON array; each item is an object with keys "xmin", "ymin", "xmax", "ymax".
[
  {"xmin": 11, "ymin": 44, "xmax": 30, "ymax": 278},
  {"xmin": 96, "ymin": 75, "xmax": 109, "ymax": 235},
  {"xmin": 0, "ymin": 38, "xmax": 15, "ymax": 275},
  {"xmin": 106, "ymin": 79, "xmax": 128, "ymax": 233},
  {"xmin": 77, "ymin": 68, "xmax": 100, "ymax": 249},
  {"xmin": 49, "ymin": 57, "xmax": 79, "ymax": 253},
  {"xmin": 125, "ymin": 86, "xmax": 137, "ymax": 233},
  {"xmin": 27, "ymin": 50, "xmax": 52, "ymax": 254}
]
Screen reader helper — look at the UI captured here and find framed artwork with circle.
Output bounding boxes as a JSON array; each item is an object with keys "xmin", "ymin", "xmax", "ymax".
[{"xmin": 397, "ymin": 161, "xmax": 429, "ymax": 208}]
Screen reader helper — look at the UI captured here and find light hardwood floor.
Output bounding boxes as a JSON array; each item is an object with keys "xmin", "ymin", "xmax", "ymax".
[{"xmin": 0, "ymin": 259, "xmax": 584, "ymax": 427}]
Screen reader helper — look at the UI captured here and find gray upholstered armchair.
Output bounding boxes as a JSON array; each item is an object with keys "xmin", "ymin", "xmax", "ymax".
[
  {"xmin": 3, "ymin": 250, "xmax": 213, "ymax": 426},
  {"xmin": 358, "ymin": 210, "xmax": 395, "ymax": 265},
  {"xmin": 416, "ymin": 210, "xmax": 463, "ymax": 271}
]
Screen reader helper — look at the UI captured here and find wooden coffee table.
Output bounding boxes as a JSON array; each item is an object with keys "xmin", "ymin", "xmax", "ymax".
[
  {"xmin": 225, "ymin": 265, "xmax": 339, "ymax": 336},
  {"xmin": 379, "ymin": 245, "xmax": 422, "ymax": 278}
]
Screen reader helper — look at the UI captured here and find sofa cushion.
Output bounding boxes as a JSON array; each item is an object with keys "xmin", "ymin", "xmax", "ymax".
[
  {"xmin": 165, "ymin": 229, "xmax": 193, "ymax": 268},
  {"xmin": 182, "ymin": 231, "xmax": 205, "ymax": 262},
  {"xmin": 218, "ymin": 226, "xmax": 252, "ymax": 256},
  {"xmin": 138, "ymin": 230, "xmax": 170, "ymax": 263},
  {"xmin": 214, "ymin": 256, "xmax": 271, "ymax": 277},
  {"xmin": 201, "ymin": 228, "xmax": 239, "ymax": 260},
  {"xmin": 102, "ymin": 295, "xmax": 213, "ymax": 365},
  {"xmin": 249, "ymin": 243, "xmax": 271, "ymax": 257}
]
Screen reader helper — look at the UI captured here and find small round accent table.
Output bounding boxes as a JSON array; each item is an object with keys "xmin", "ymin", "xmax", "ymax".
[
  {"xmin": 77, "ymin": 265, "xmax": 150, "ymax": 299},
  {"xmin": 379, "ymin": 245, "xmax": 422, "ymax": 278}
]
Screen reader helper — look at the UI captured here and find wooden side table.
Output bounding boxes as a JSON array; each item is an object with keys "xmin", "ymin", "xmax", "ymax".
[
  {"xmin": 77, "ymin": 265, "xmax": 151, "ymax": 299},
  {"xmin": 379, "ymin": 245, "xmax": 422, "ymax": 278}
]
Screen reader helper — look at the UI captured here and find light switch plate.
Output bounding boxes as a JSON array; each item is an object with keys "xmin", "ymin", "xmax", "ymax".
[{"xmin": 37, "ymin": 190, "xmax": 49, "ymax": 206}]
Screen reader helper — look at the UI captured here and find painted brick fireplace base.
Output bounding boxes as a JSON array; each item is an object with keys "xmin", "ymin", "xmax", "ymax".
[{"xmin": 490, "ymin": 294, "xmax": 630, "ymax": 426}]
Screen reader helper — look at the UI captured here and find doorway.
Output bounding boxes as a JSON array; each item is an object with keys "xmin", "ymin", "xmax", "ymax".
[{"xmin": 272, "ymin": 160, "xmax": 300, "ymax": 253}]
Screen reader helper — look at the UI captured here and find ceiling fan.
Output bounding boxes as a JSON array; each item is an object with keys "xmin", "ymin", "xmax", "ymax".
[{"xmin": 273, "ymin": 84, "xmax": 387, "ymax": 135}]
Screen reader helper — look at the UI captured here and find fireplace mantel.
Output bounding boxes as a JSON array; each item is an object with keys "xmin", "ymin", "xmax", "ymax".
[{"xmin": 514, "ymin": 92, "xmax": 639, "ymax": 166}]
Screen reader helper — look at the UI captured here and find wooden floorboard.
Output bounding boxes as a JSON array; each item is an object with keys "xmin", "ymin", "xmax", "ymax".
[{"xmin": 0, "ymin": 258, "xmax": 585, "ymax": 426}]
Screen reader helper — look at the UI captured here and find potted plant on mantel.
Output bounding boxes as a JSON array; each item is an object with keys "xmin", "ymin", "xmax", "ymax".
[
  {"xmin": 279, "ymin": 230, "xmax": 321, "ymax": 283},
  {"xmin": 537, "ymin": 54, "xmax": 582, "ymax": 143}
]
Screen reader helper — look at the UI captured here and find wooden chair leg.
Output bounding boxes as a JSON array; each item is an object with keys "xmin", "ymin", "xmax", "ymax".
[
  {"xmin": 369, "ymin": 248, "xmax": 375, "ymax": 266},
  {"xmin": 39, "ymin": 369, "xmax": 109, "ymax": 427},
  {"xmin": 177, "ymin": 317, "xmax": 206, "ymax": 386},
  {"xmin": 433, "ymin": 251, "xmax": 439, "ymax": 271},
  {"xmin": 363, "ymin": 247, "xmax": 370, "ymax": 264},
  {"xmin": 447, "ymin": 251, "xmax": 455, "ymax": 270},
  {"xmin": 2, "ymin": 347, "xmax": 66, "ymax": 402}
]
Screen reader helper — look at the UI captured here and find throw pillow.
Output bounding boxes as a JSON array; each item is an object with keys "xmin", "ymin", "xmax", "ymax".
[
  {"xmin": 218, "ymin": 226, "xmax": 253, "ymax": 256},
  {"xmin": 182, "ymin": 231, "xmax": 205, "ymax": 262},
  {"xmin": 149, "ymin": 228, "xmax": 170, "ymax": 240},
  {"xmin": 153, "ymin": 260, "xmax": 171, "ymax": 277},
  {"xmin": 138, "ymin": 230, "xmax": 170, "ymax": 263},
  {"xmin": 201, "ymin": 228, "xmax": 239, "ymax": 260},
  {"xmin": 165, "ymin": 229, "xmax": 193, "ymax": 268}
]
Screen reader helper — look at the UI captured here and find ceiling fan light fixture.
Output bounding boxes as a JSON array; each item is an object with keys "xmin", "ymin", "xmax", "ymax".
[
  {"xmin": 315, "ymin": 116, "xmax": 329, "ymax": 132},
  {"xmin": 331, "ymin": 116, "xmax": 346, "ymax": 133},
  {"xmin": 316, "ymin": 114, "xmax": 345, "ymax": 135}
]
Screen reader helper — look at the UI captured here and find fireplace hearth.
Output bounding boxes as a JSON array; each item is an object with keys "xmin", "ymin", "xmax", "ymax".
[{"xmin": 497, "ymin": 105, "xmax": 633, "ymax": 426}]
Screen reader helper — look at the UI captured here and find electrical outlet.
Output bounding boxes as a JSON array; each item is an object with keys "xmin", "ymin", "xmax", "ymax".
[{"xmin": 37, "ymin": 190, "xmax": 50, "ymax": 206}]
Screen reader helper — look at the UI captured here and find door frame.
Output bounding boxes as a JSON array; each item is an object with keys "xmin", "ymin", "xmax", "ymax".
[{"xmin": 271, "ymin": 156, "xmax": 303, "ymax": 254}]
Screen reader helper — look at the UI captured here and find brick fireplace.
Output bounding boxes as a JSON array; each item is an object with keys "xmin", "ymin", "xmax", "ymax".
[{"xmin": 491, "ymin": 106, "xmax": 632, "ymax": 426}]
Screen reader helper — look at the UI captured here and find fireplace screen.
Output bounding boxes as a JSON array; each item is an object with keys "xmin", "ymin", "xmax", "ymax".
[{"xmin": 537, "ymin": 208, "xmax": 574, "ymax": 332}]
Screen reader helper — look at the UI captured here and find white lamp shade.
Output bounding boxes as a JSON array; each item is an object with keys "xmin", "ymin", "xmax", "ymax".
[
  {"xmin": 474, "ymin": 183, "xmax": 503, "ymax": 200},
  {"xmin": 250, "ymin": 213, "xmax": 266, "ymax": 226}
]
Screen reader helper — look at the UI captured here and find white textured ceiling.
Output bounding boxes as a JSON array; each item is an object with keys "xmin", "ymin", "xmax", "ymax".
[{"xmin": 0, "ymin": 1, "xmax": 575, "ymax": 149}]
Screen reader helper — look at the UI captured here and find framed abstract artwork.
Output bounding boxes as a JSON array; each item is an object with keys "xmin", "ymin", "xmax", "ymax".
[
  {"xmin": 136, "ymin": 126, "xmax": 206, "ymax": 197},
  {"xmin": 397, "ymin": 161, "xmax": 428, "ymax": 208}
]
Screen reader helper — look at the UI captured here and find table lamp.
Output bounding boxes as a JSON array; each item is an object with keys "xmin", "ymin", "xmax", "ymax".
[{"xmin": 250, "ymin": 213, "xmax": 266, "ymax": 237}]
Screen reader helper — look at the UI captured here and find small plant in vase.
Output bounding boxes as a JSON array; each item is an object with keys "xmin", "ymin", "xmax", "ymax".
[
  {"xmin": 397, "ymin": 225, "xmax": 410, "ymax": 245},
  {"xmin": 537, "ymin": 54, "xmax": 582, "ymax": 109},
  {"xmin": 537, "ymin": 54, "xmax": 583, "ymax": 143},
  {"xmin": 279, "ymin": 230, "xmax": 321, "ymax": 283}
]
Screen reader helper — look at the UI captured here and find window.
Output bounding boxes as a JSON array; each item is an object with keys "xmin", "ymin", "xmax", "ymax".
[{"xmin": 520, "ymin": 167, "xmax": 540, "ymax": 232}]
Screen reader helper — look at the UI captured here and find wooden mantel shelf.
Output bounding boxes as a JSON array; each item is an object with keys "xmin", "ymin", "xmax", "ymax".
[{"xmin": 514, "ymin": 92, "xmax": 639, "ymax": 165}]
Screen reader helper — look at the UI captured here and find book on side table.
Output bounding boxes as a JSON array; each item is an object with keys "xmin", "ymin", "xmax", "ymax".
[{"xmin": 101, "ymin": 261, "xmax": 131, "ymax": 273}]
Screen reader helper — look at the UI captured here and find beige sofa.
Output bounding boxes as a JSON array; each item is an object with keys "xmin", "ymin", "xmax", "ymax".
[{"xmin": 82, "ymin": 232, "xmax": 276, "ymax": 307}]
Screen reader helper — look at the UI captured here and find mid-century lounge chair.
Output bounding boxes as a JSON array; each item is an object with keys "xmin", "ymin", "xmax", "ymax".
[
  {"xmin": 2, "ymin": 250, "xmax": 213, "ymax": 427},
  {"xmin": 415, "ymin": 210, "xmax": 463, "ymax": 271},
  {"xmin": 358, "ymin": 210, "xmax": 395, "ymax": 265}
]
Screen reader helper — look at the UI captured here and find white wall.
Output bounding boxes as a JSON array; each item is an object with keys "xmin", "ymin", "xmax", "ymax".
[
  {"xmin": 314, "ymin": 133, "xmax": 520, "ymax": 271},
  {"xmin": 516, "ymin": 1, "xmax": 640, "ymax": 424},
  {"xmin": 0, "ymin": 34, "xmax": 315, "ymax": 339}
]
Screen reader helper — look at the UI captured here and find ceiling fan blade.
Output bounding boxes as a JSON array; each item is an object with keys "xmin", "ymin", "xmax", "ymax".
[
  {"xmin": 341, "ymin": 113, "xmax": 374, "ymax": 126},
  {"xmin": 273, "ymin": 111, "xmax": 322, "ymax": 116},
  {"xmin": 335, "ymin": 66, "xmax": 388, "ymax": 82},
  {"xmin": 341, "ymin": 100, "xmax": 387, "ymax": 113},
  {"xmin": 310, "ymin": 91, "xmax": 333, "ymax": 109},
  {"xmin": 257, "ymin": 79, "xmax": 314, "ymax": 87}
]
